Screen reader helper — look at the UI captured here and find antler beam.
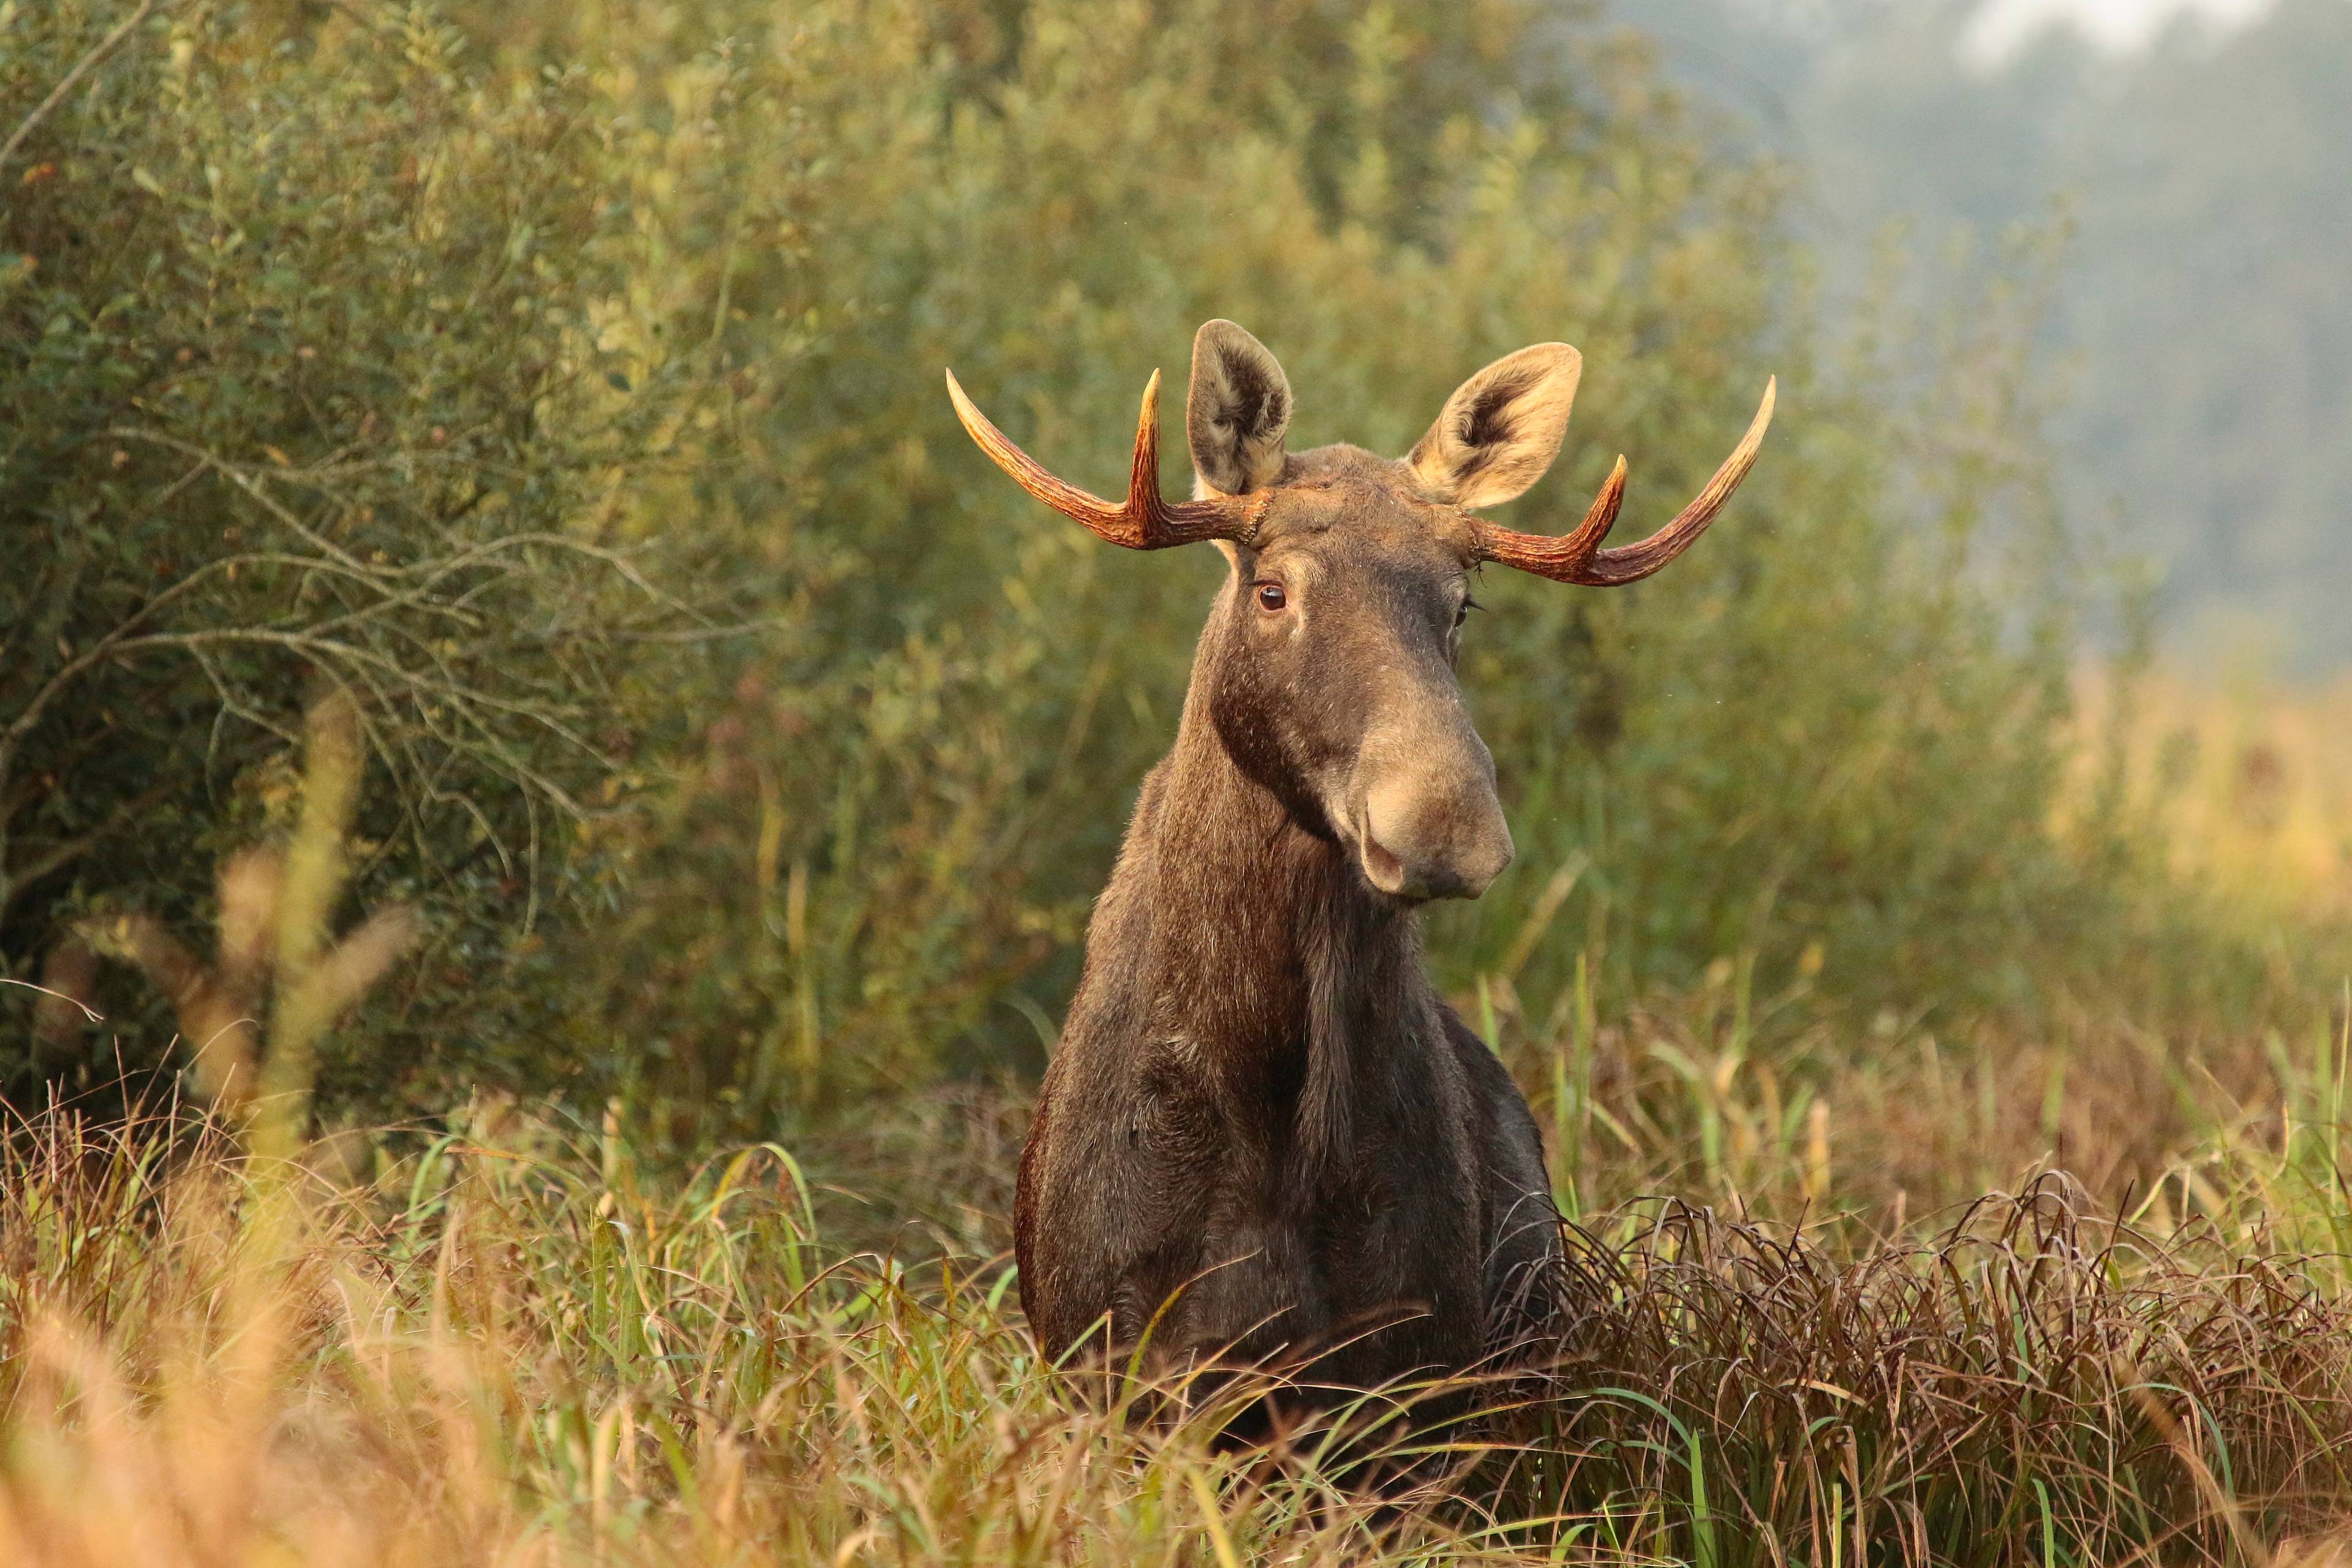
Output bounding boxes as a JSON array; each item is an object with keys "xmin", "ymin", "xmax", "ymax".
[
  {"xmin": 1479, "ymin": 377, "xmax": 1776, "ymax": 586},
  {"xmin": 945, "ymin": 369, "xmax": 1265, "ymax": 549}
]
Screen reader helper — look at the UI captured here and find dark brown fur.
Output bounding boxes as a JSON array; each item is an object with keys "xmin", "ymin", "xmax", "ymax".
[
  {"xmin": 970, "ymin": 328, "xmax": 1763, "ymax": 1425},
  {"xmin": 1013, "ymin": 445, "xmax": 1565, "ymax": 1418}
]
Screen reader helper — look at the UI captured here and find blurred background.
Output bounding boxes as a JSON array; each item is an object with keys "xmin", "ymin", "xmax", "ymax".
[
  {"xmin": 5, "ymin": 0, "xmax": 2350, "ymax": 1220},
  {"xmin": 1634, "ymin": 0, "xmax": 2352, "ymax": 667}
]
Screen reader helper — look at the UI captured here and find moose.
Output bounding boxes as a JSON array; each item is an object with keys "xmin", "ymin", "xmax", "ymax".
[{"xmin": 946, "ymin": 322, "xmax": 1772, "ymax": 1420}]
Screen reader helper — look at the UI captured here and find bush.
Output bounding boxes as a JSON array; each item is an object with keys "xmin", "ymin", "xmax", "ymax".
[
  {"xmin": 538, "ymin": 0, "xmax": 2295, "ymax": 1131},
  {"xmin": 0, "ymin": 2, "xmax": 744, "ymax": 1104},
  {"xmin": 2, "ymin": 0, "xmax": 2323, "ymax": 1129}
]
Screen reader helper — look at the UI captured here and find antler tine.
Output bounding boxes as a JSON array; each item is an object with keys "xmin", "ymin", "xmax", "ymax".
[
  {"xmin": 1479, "ymin": 456, "xmax": 1627, "ymax": 580},
  {"xmin": 1479, "ymin": 378, "xmax": 1776, "ymax": 586},
  {"xmin": 1577, "ymin": 377, "xmax": 1775, "ymax": 586},
  {"xmin": 944, "ymin": 368, "xmax": 1261, "ymax": 549}
]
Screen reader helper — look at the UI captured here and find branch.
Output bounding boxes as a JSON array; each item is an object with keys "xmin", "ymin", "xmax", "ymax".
[
  {"xmin": 105, "ymin": 427, "xmax": 383, "ymax": 578},
  {"xmin": 99, "ymin": 626, "xmax": 603, "ymax": 816},
  {"xmin": 3, "ymin": 777, "xmax": 179, "ymax": 901},
  {"xmin": 0, "ymin": 512, "xmax": 629, "ymax": 807},
  {"xmin": 0, "ymin": 1, "xmax": 156, "ymax": 174},
  {"xmin": 0, "ymin": 549, "xmax": 311, "ymax": 791}
]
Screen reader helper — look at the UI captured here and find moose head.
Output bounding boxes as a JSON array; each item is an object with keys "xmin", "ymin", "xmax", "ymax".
[{"xmin": 947, "ymin": 322, "xmax": 1773, "ymax": 904}]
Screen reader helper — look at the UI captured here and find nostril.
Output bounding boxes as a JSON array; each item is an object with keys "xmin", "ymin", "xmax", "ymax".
[
  {"xmin": 1360, "ymin": 828, "xmax": 1407, "ymax": 892},
  {"xmin": 1355, "ymin": 782, "xmax": 1510, "ymax": 902}
]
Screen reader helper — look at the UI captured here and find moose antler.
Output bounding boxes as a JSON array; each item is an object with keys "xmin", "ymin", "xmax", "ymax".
[
  {"xmin": 945, "ymin": 368, "xmax": 1268, "ymax": 548},
  {"xmin": 1479, "ymin": 377, "xmax": 1776, "ymax": 586}
]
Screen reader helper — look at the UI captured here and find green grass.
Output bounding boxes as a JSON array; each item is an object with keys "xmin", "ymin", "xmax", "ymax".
[{"xmin": 4, "ymin": 1068, "xmax": 2351, "ymax": 1566}]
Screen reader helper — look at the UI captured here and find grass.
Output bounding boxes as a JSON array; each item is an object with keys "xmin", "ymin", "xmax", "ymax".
[
  {"xmin": 9, "ymin": 693, "xmax": 2352, "ymax": 1566},
  {"xmin": 1529, "ymin": 1185, "xmax": 2352, "ymax": 1563},
  {"xmin": 3, "ymin": 1063, "xmax": 2352, "ymax": 1566},
  {"xmin": 2071, "ymin": 666, "xmax": 2352, "ymax": 927}
]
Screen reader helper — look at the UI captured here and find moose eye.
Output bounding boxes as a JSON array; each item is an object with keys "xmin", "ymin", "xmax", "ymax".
[
  {"xmin": 1454, "ymin": 596, "xmax": 1480, "ymax": 629},
  {"xmin": 1256, "ymin": 582, "xmax": 1287, "ymax": 612}
]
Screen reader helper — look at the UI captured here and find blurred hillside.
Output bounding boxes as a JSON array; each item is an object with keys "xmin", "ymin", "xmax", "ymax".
[{"xmin": 1626, "ymin": 0, "xmax": 2352, "ymax": 668}]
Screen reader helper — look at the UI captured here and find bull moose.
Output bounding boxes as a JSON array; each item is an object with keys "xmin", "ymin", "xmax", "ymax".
[{"xmin": 946, "ymin": 322, "xmax": 1772, "ymax": 1419}]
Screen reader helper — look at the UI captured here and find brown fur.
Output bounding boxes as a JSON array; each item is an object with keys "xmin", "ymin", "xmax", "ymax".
[{"xmin": 1013, "ymin": 326, "xmax": 1577, "ymax": 1422}]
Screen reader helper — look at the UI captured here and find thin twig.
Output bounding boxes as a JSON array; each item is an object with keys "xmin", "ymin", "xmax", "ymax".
[
  {"xmin": 5, "ymin": 777, "xmax": 179, "ymax": 897},
  {"xmin": 106, "ymin": 427, "xmax": 379, "ymax": 576},
  {"xmin": 0, "ymin": 0, "xmax": 157, "ymax": 174},
  {"xmin": 0, "ymin": 976, "xmax": 104, "ymax": 1023}
]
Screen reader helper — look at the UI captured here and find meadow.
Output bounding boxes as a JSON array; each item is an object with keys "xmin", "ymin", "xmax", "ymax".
[
  {"xmin": 9, "ymin": 1, "xmax": 2352, "ymax": 1562},
  {"xmin": 9, "ymin": 690, "xmax": 2352, "ymax": 1566}
]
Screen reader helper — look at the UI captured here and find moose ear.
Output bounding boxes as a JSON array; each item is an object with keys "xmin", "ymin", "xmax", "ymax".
[
  {"xmin": 1408, "ymin": 344, "xmax": 1583, "ymax": 508},
  {"xmin": 1185, "ymin": 320, "xmax": 1292, "ymax": 495}
]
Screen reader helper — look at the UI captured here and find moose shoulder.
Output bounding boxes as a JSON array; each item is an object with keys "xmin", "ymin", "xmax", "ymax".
[{"xmin": 948, "ymin": 322, "xmax": 1773, "ymax": 1408}]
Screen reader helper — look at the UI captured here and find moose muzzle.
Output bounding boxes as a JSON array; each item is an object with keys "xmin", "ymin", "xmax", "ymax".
[{"xmin": 1346, "ymin": 707, "xmax": 1514, "ymax": 902}]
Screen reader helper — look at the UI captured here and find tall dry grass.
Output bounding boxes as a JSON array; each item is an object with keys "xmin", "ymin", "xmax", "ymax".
[
  {"xmin": 2071, "ymin": 666, "xmax": 2352, "ymax": 927},
  {"xmin": 9, "ymin": 677, "xmax": 2352, "ymax": 1567},
  {"xmin": 6, "ymin": 1069, "xmax": 2352, "ymax": 1565}
]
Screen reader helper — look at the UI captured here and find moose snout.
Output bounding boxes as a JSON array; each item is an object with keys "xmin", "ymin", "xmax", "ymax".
[{"xmin": 1353, "ymin": 742, "xmax": 1515, "ymax": 902}]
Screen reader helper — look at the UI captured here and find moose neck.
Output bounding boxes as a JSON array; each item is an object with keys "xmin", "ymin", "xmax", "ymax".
[{"xmin": 1137, "ymin": 590, "xmax": 1427, "ymax": 1183}]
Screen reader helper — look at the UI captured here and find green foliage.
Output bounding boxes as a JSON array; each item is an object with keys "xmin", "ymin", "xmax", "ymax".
[
  {"xmin": 0, "ymin": 2, "xmax": 736, "ymax": 1100},
  {"xmin": 0, "ymin": 0, "xmax": 2319, "ymax": 1127},
  {"xmin": 552, "ymin": 0, "xmax": 1812, "ymax": 1116},
  {"xmin": 546, "ymin": 0, "xmax": 2266, "ymax": 1129}
]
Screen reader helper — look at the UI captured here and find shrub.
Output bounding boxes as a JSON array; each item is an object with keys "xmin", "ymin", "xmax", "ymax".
[
  {"xmin": 540, "ymin": 0, "xmax": 2295, "ymax": 1129},
  {"xmin": 4, "ymin": 0, "xmax": 2324, "ymax": 1128},
  {"xmin": 0, "ymin": 2, "xmax": 744, "ymax": 1103}
]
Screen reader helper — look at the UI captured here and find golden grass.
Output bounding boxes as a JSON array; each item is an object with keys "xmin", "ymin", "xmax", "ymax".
[
  {"xmin": 4, "ymin": 1057, "xmax": 2352, "ymax": 1566},
  {"xmin": 2072, "ymin": 666, "xmax": 2352, "ymax": 925},
  {"xmin": 10, "ymin": 690, "xmax": 2352, "ymax": 1566}
]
